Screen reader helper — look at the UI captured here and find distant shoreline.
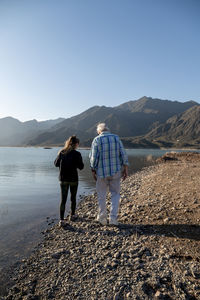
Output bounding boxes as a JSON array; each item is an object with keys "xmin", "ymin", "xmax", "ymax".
[{"xmin": 0, "ymin": 145, "xmax": 200, "ymax": 151}]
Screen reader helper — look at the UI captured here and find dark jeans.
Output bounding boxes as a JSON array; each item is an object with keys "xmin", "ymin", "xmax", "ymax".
[{"xmin": 60, "ymin": 181, "xmax": 78, "ymax": 220}]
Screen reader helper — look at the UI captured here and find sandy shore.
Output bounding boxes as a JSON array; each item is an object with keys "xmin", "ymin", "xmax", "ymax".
[{"xmin": 2, "ymin": 152, "xmax": 200, "ymax": 299}]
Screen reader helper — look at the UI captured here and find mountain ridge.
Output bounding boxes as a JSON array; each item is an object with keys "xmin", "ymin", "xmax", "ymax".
[
  {"xmin": 0, "ymin": 117, "xmax": 65, "ymax": 146},
  {"xmin": 0, "ymin": 97, "xmax": 199, "ymax": 148}
]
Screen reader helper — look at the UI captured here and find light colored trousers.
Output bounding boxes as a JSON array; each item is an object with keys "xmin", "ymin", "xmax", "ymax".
[{"xmin": 96, "ymin": 171, "xmax": 121, "ymax": 221}]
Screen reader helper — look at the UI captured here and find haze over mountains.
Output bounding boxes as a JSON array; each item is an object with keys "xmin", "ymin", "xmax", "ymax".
[
  {"xmin": 1, "ymin": 97, "xmax": 200, "ymax": 148},
  {"xmin": 0, "ymin": 117, "xmax": 65, "ymax": 146}
]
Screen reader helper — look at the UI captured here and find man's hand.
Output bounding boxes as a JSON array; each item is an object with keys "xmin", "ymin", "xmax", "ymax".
[
  {"xmin": 91, "ymin": 170, "xmax": 97, "ymax": 181},
  {"xmin": 122, "ymin": 165, "xmax": 128, "ymax": 181}
]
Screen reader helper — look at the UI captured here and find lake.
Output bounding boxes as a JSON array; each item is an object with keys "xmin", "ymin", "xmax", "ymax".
[{"xmin": 0, "ymin": 147, "xmax": 198, "ymax": 269}]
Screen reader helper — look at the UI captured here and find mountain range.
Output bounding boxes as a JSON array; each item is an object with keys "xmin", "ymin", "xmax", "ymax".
[
  {"xmin": 1, "ymin": 96, "xmax": 200, "ymax": 148},
  {"xmin": 0, "ymin": 117, "xmax": 65, "ymax": 146}
]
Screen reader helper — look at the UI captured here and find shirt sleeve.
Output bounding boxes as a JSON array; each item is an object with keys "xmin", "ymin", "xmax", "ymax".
[
  {"xmin": 54, "ymin": 152, "xmax": 61, "ymax": 167},
  {"xmin": 119, "ymin": 139, "xmax": 129, "ymax": 166},
  {"xmin": 77, "ymin": 152, "xmax": 84, "ymax": 170},
  {"xmin": 89, "ymin": 138, "xmax": 100, "ymax": 170}
]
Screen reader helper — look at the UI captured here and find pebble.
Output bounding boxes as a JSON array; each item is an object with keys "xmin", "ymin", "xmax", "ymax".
[{"xmin": 2, "ymin": 153, "xmax": 200, "ymax": 299}]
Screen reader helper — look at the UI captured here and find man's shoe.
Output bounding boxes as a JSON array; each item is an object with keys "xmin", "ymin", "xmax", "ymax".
[
  {"xmin": 96, "ymin": 215, "xmax": 107, "ymax": 225},
  {"xmin": 109, "ymin": 219, "xmax": 118, "ymax": 226},
  {"xmin": 99, "ymin": 218, "xmax": 107, "ymax": 225}
]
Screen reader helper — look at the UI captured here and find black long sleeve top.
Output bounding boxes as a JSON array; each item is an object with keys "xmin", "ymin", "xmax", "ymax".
[{"xmin": 54, "ymin": 150, "xmax": 84, "ymax": 182}]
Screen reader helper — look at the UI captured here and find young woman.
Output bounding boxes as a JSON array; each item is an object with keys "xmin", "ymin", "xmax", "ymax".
[{"xmin": 54, "ymin": 135, "xmax": 84, "ymax": 227}]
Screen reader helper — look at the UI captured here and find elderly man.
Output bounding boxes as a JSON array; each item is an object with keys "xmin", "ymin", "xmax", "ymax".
[{"xmin": 90, "ymin": 123, "xmax": 128, "ymax": 225}]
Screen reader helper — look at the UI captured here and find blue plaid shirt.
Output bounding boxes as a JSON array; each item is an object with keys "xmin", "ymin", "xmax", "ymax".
[{"xmin": 89, "ymin": 131, "xmax": 128, "ymax": 178}]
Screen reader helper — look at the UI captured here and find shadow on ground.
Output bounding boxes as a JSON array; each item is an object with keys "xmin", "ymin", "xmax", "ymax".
[
  {"xmin": 62, "ymin": 216, "xmax": 200, "ymax": 241},
  {"xmin": 117, "ymin": 223, "xmax": 200, "ymax": 241}
]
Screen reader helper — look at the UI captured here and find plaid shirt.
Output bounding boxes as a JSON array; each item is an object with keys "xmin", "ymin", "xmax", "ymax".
[{"xmin": 89, "ymin": 131, "xmax": 128, "ymax": 178}]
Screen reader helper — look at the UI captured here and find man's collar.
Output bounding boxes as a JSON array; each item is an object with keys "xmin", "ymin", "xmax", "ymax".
[{"xmin": 100, "ymin": 131, "xmax": 110, "ymax": 135}]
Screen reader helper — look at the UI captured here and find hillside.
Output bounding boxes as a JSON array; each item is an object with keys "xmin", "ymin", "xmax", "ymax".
[
  {"xmin": 0, "ymin": 117, "xmax": 65, "ymax": 146},
  {"xmin": 26, "ymin": 97, "xmax": 198, "ymax": 147},
  {"xmin": 116, "ymin": 96, "xmax": 196, "ymax": 115},
  {"xmin": 145, "ymin": 105, "xmax": 200, "ymax": 148},
  {"xmin": 0, "ymin": 97, "xmax": 199, "ymax": 147}
]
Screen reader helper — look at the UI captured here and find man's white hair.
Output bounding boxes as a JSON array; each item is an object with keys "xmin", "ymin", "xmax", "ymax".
[{"xmin": 97, "ymin": 123, "xmax": 109, "ymax": 134}]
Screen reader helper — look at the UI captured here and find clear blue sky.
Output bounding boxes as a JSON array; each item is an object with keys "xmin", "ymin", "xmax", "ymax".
[{"xmin": 0, "ymin": 0, "xmax": 199, "ymax": 121}]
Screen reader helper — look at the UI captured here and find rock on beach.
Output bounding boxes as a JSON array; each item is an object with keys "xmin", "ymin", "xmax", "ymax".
[{"xmin": 3, "ymin": 152, "xmax": 200, "ymax": 299}]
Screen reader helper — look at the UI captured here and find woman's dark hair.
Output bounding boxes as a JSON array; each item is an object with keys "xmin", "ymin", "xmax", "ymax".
[{"xmin": 61, "ymin": 135, "xmax": 79, "ymax": 153}]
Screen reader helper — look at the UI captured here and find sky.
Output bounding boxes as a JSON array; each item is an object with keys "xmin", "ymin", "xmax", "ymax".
[{"xmin": 0, "ymin": 0, "xmax": 200, "ymax": 121}]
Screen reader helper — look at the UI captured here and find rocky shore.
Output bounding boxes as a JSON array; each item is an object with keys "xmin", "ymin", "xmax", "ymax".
[{"xmin": 2, "ymin": 152, "xmax": 200, "ymax": 299}]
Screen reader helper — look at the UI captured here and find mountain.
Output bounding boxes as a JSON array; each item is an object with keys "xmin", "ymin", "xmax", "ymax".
[
  {"xmin": 144, "ymin": 105, "xmax": 200, "ymax": 148},
  {"xmin": 26, "ymin": 97, "xmax": 198, "ymax": 147},
  {"xmin": 27, "ymin": 106, "xmax": 114, "ymax": 146},
  {"xmin": 1, "ymin": 97, "xmax": 199, "ymax": 147},
  {"xmin": 0, "ymin": 117, "xmax": 65, "ymax": 146},
  {"xmin": 116, "ymin": 96, "xmax": 197, "ymax": 114}
]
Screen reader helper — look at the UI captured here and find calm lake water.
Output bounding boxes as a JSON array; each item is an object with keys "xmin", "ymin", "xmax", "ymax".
[{"xmin": 0, "ymin": 147, "xmax": 199, "ymax": 269}]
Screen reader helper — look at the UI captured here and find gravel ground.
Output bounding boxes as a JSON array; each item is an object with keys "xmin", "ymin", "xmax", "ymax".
[{"xmin": 2, "ymin": 152, "xmax": 200, "ymax": 300}]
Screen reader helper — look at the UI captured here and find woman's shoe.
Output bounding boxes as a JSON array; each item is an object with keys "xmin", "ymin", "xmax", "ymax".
[
  {"xmin": 59, "ymin": 220, "xmax": 65, "ymax": 227},
  {"xmin": 70, "ymin": 214, "xmax": 78, "ymax": 221}
]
